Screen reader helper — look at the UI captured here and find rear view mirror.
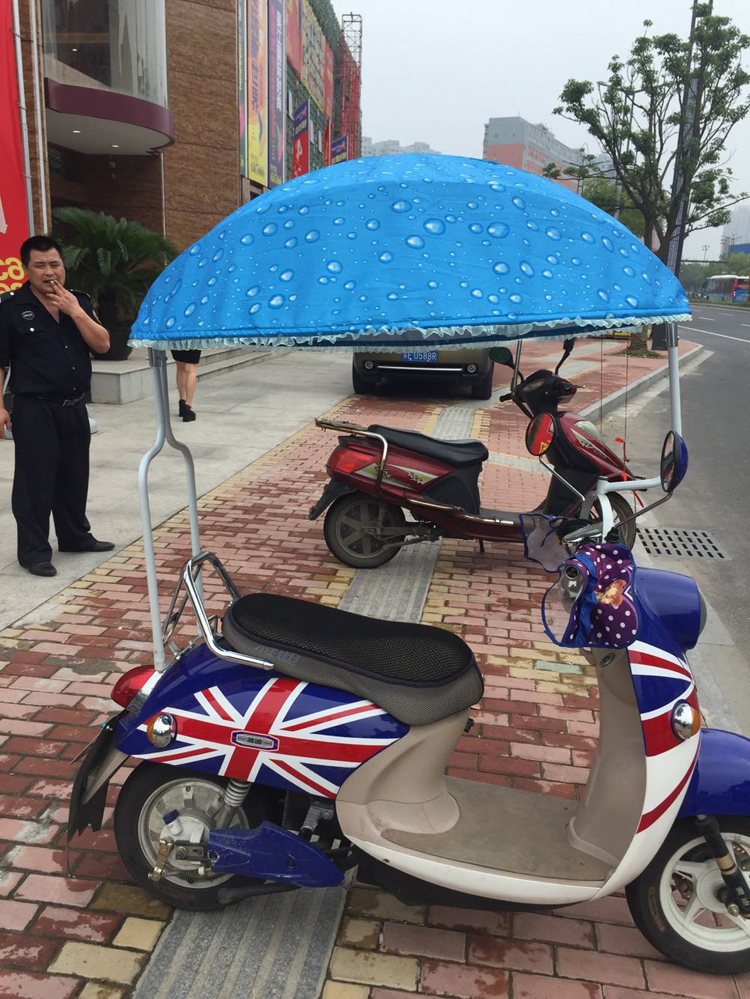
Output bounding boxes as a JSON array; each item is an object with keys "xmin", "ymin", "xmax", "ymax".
[
  {"xmin": 489, "ymin": 347, "xmax": 514, "ymax": 366},
  {"xmin": 526, "ymin": 413, "xmax": 556, "ymax": 456},
  {"xmin": 660, "ymin": 431, "xmax": 688, "ymax": 493}
]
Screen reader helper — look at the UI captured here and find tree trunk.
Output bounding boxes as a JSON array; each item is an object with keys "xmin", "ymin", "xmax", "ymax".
[{"xmin": 626, "ymin": 324, "xmax": 653, "ymax": 355}]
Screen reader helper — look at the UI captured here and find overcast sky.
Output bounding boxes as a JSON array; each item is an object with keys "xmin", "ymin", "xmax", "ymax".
[{"xmin": 331, "ymin": 0, "xmax": 750, "ymax": 258}]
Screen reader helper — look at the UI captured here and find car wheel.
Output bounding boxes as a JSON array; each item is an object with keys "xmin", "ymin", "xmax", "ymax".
[
  {"xmin": 352, "ymin": 361, "xmax": 375, "ymax": 395},
  {"xmin": 470, "ymin": 362, "xmax": 494, "ymax": 400}
]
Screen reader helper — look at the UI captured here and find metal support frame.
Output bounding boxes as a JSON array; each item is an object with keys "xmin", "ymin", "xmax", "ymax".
[
  {"xmin": 135, "ymin": 325, "xmax": 685, "ymax": 664},
  {"xmin": 582, "ymin": 322, "xmax": 683, "ymax": 537},
  {"xmin": 138, "ymin": 350, "xmax": 201, "ymax": 670}
]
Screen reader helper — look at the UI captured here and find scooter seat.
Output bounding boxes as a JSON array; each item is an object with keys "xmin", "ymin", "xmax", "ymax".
[
  {"xmin": 368, "ymin": 425, "xmax": 489, "ymax": 469},
  {"xmin": 223, "ymin": 593, "xmax": 484, "ymax": 727}
]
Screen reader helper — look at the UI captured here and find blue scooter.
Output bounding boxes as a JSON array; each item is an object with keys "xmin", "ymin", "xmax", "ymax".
[{"xmin": 69, "ymin": 429, "xmax": 750, "ymax": 974}]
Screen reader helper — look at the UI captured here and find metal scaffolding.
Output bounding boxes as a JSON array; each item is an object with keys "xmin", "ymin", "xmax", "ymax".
[{"xmin": 338, "ymin": 13, "xmax": 362, "ymax": 158}]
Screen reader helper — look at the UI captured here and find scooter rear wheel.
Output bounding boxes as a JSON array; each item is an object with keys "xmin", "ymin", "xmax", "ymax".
[
  {"xmin": 626, "ymin": 816, "xmax": 750, "ymax": 974},
  {"xmin": 324, "ymin": 491, "xmax": 406, "ymax": 568},
  {"xmin": 114, "ymin": 762, "xmax": 269, "ymax": 910}
]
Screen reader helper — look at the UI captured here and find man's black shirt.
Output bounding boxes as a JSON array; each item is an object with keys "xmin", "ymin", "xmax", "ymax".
[{"xmin": 0, "ymin": 282, "xmax": 97, "ymax": 397}]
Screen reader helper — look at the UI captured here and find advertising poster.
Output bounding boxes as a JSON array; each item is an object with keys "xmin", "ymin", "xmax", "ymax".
[
  {"xmin": 331, "ymin": 135, "xmax": 349, "ymax": 165},
  {"xmin": 323, "ymin": 43, "xmax": 334, "ymax": 118},
  {"xmin": 268, "ymin": 0, "xmax": 286, "ymax": 187},
  {"xmin": 285, "ymin": 0, "xmax": 302, "ymax": 75},
  {"xmin": 301, "ymin": 0, "xmax": 325, "ymax": 110},
  {"xmin": 238, "ymin": 0, "xmax": 247, "ymax": 176},
  {"xmin": 291, "ymin": 99, "xmax": 310, "ymax": 178},
  {"xmin": 247, "ymin": 0, "xmax": 268, "ymax": 187},
  {"xmin": 0, "ymin": 2, "xmax": 29, "ymax": 293}
]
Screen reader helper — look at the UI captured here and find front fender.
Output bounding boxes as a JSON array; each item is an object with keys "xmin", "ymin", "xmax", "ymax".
[{"xmin": 678, "ymin": 728, "xmax": 750, "ymax": 817}]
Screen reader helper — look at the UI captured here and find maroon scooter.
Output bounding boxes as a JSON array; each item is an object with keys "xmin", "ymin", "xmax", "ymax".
[{"xmin": 309, "ymin": 342, "xmax": 638, "ymax": 568}]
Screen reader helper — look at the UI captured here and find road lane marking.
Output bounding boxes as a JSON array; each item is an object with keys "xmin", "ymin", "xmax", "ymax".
[{"xmin": 679, "ymin": 325, "xmax": 750, "ymax": 344}]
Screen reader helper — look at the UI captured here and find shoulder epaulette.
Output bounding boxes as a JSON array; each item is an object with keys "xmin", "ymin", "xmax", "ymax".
[{"xmin": 0, "ymin": 290, "xmax": 17, "ymax": 304}]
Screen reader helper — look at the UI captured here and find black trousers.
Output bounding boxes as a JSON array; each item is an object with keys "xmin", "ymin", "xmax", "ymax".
[{"xmin": 11, "ymin": 395, "xmax": 95, "ymax": 565}]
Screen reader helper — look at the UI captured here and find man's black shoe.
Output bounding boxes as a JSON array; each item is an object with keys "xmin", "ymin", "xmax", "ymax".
[
  {"xmin": 59, "ymin": 540, "xmax": 116, "ymax": 553},
  {"xmin": 22, "ymin": 561, "xmax": 57, "ymax": 577}
]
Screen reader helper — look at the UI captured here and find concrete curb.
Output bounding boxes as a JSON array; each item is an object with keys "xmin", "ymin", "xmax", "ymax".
[{"xmin": 580, "ymin": 343, "xmax": 704, "ymax": 422}]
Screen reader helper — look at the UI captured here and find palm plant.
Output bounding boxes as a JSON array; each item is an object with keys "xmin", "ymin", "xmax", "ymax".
[{"xmin": 53, "ymin": 207, "xmax": 177, "ymax": 324}]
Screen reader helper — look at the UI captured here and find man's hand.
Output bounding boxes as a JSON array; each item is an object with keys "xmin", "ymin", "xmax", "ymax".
[
  {"xmin": 46, "ymin": 279, "xmax": 84, "ymax": 318},
  {"xmin": 0, "ymin": 407, "xmax": 11, "ymax": 440}
]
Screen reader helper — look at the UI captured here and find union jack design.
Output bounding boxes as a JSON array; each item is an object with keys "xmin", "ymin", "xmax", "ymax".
[
  {"xmin": 629, "ymin": 640, "xmax": 700, "ymax": 833},
  {"xmin": 134, "ymin": 676, "xmax": 405, "ymax": 798}
]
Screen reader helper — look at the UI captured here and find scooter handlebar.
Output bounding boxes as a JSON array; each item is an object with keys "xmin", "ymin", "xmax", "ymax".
[{"xmin": 498, "ymin": 392, "xmax": 514, "ymax": 402}]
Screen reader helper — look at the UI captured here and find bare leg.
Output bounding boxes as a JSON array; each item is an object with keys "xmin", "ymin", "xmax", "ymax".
[
  {"xmin": 183, "ymin": 364, "xmax": 198, "ymax": 407},
  {"xmin": 175, "ymin": 363, "xmax": 187, "ymax": 401}
]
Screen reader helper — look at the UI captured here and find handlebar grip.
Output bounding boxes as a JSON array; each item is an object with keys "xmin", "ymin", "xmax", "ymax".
[{"xmin": 498, "ymin": 392, "xmax": 514, "ymax": 402}]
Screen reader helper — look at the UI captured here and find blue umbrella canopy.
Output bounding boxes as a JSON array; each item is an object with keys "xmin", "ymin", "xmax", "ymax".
[{"xmin": 130, "ymin": 154, "xmax": 690, "ymax": 351}]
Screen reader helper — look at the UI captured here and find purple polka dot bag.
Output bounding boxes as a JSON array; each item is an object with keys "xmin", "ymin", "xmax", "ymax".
[{"xmin": 542, "ymin": 542, "xmax": 639, "ymax": 649}]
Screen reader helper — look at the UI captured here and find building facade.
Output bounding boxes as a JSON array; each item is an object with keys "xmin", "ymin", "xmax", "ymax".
[
  {"xmin": 2, "ymin": 0, "xmax": 361, "ymax": 294},
  {"xmin": 722, "ymin": 208, "xmax": 750, "ymax": 256},
  {"xmin": 361, "ymin": 137, "xmax": 441, "ymax": 157},
  {"xmin": 483, "ymin": 116, "xmax": 583, "ymax": 190}
]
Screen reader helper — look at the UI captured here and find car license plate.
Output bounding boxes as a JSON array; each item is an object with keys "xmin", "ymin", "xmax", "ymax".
[{"xmin": 401, "ymin": 350, "xmax": 437, "ymax": 363}]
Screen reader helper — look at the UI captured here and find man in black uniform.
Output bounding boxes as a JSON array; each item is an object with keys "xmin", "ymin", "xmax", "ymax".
[{"xmin": 0, "ymin": 235, "xmax": 115, "ymax": 577}]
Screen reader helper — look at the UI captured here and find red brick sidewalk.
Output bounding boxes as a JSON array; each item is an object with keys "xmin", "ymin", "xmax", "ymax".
[{"xmin": 2, "ymin": 340, "xmax": 737, "ymax": 999}]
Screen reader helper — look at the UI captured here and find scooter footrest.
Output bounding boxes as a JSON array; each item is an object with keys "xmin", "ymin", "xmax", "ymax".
[{"xmin": 207, "ymin": 821, "xmax": 344, "ymax": 887}]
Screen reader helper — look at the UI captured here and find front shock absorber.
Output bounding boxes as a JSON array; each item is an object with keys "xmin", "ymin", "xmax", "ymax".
[{"xmin": 696, "ymin": 814, "xmax": 750, "ymax": 918}]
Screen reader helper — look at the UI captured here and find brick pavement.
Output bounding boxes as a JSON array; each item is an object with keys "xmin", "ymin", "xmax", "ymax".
[{"xmin": 2, "ymin": 340, "xmax": 739, "ymax": 999}]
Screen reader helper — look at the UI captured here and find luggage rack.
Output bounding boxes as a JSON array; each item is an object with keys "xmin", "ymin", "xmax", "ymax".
[
  {"xmin": 315, "ymin": 417, "xmax": 390, "ymax": 491},
  {"xmin": 161, "ymin": 551, "xmax": 275, "ymax": 670}
]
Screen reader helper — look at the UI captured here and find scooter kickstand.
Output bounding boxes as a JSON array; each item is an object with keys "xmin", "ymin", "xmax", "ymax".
[
  {"xmin": 148, "ymin": 838, "xmax": 173, "ymax": 882},
  {"xmin": 478, "ymin": 540, "xmax": 485, "ymax": 554}
]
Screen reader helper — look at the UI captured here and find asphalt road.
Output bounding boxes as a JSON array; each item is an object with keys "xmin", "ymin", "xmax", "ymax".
[{"xmin": 617, "ymin": 304, "xmax": 750, "ymax": 729}]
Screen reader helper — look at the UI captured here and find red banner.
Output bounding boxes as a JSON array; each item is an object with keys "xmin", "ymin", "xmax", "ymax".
[
  {"xmin": 1, "ymin": 2, "xmax": 29, "ymax": 293},
  {"xmin": 292, "ymin": 100, "xmax": 309, "ymax": 178},
  {"xmin": 286, "ymin": 0, "xmax": 302, "ymax": 75},
  {"xmin": 323, "ymin": 43, "xmax": 334, "ymax": 119},
  {"xmin": 323, "ymin": 119, "xmax": 332, "ymax": 167}
]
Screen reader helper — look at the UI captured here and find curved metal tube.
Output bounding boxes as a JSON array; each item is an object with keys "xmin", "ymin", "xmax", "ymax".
[
  {"xmin": 138, "ymin": 350, "xmax": 203, "ymax": 671},
  {"xmin": 182, "ymin": 552, "xmax": 274, "ymax": 671}
]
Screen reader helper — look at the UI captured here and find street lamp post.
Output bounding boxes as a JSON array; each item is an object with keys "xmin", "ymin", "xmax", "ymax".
[{"xmin": 653, "ymin": 0, "xmax": 713, "ymax": 349}]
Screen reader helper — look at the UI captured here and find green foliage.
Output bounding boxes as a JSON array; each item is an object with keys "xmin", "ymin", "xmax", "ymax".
[
  {"xmin": 582, "ymin": 176, "xmax": 646, "ymax": 239},
  {"xmin": 53, "ymin": 208, "xmax": 177, "ymax": 322},
  {"xmin": 543, "ymin": 156, "xmax": 645, "ymax": 239},
  {"xmin": 554, "ymin": 8, "xmax": 750, "ymax": 260}
]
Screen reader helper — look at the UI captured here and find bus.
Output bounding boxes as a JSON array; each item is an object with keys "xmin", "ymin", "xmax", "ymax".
[{"xmin": 705, "ymin": 274, "xmax": 750, "ymax": 303}]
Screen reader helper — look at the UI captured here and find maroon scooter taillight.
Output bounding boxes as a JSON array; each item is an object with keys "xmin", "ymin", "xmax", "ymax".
[
  {"xmin": 329, "ymin": 443, "xmax": 378, "ymax": 475},
  {"xmin": 112, "ymin": 666, "xmax": 155, "ymax": 708}
]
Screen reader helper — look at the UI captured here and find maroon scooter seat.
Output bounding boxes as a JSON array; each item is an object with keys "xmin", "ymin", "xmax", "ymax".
[{"xmin": 368, "ymin": 424, "xmax": 489, "ymax": 469}]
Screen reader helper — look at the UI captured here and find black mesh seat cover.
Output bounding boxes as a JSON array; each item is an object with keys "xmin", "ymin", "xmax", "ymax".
[
  {"xmin": 368, "ymin": 425, "xmax": 489, "ymax": 469},
  {"xmin": 223, "ymin": 593, "xmax": 483, "ymax": 726}
]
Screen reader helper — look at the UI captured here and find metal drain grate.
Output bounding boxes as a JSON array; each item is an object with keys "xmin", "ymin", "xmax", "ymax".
[{"xmin": 637, "ymin": 527, "xmax": 729, "ymax": 560}]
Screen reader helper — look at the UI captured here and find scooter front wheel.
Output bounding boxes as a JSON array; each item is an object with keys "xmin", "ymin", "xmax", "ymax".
[
  {"xmin": 590, "ymin": 492, "xmax": 637, "ymax": 549},
  {"xmin": 626, "ymin": 816, "xmax": 750, "ymax": 974},
  {"xmin": 114, "ymin": 762, "xmax": 268, "ymax": 910},
  {"xmin": 324, "ymin": 491, "xmax": 406, "ymax": 568}
]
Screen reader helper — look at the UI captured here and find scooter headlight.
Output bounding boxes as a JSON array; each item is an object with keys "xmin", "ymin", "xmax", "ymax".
[
  {"xmin": 671, "ymin": 701, "xmax": 701, "ymax": 741},
  {"xmin": 146, "ymin": 713, "xmax": 177, "ymax": 748},
  {"xmin": 559, "ymin": 564, "xmax": 586, "ymax": 602}
]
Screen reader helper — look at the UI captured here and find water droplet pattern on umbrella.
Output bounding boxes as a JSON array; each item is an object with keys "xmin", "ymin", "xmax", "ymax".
[
  {"xmin": 542, "ymin": 545, "xmax": 638, "ymax": 649},
  {"xmin": 131, "ymin": 154, "xmax": 690, "ymax": 350}
]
